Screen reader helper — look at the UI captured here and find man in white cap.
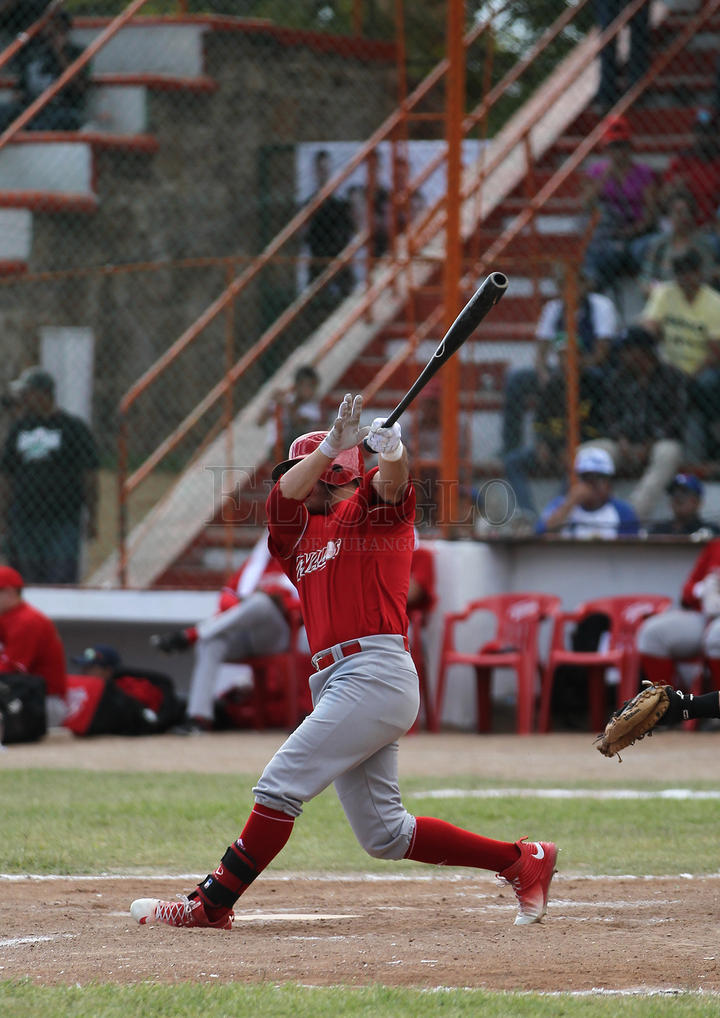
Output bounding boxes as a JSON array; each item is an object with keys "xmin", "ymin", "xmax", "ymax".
[{"xmin": 536, "ymin": 447, "xmax": 639, "ymax": 539}]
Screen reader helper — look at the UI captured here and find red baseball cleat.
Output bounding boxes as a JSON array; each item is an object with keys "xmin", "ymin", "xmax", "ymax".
[
  {"xmin": 498, "ymin": 838, "xmax": 558, "ymax": 925},
  {"xmin": 130, "ymin": 894, "xmax": 233, "ymax": 930}
]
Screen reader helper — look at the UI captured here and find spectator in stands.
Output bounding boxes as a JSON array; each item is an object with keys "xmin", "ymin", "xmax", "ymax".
[
  {"xmin": 0, "ymin": 565, "xmax": 67, "ymax": 726},
  {"xmin": 258, "ymin": 364, "xmax": 322, "ymax": 460},
  {"xmin": 638, "ymin": 188, "xmax": 719, "ymax": 297},
  {"xmin": 648, "ymin": 473, "xmax": 720, "ymax": 538},
  {"xmin": 579, "ymin": 324, "xmax": 685, "ymax": 525},
  {"xmin": 501, "ymin": 265, "xmax": 618, "ymax": 456},
  {"xmin": 504, "ymin": 367, "xmax": 608, "ymax": 524},
  {"xmin": 636, "ymin": 538, "xmax": 720, "ymax": 722},
  {"xmin": 536, "ymin": 446, "xmax": 639, "ymax": 539},
  {"xmin": 304, "ymin": 148, "xmax": 354, "ymax": 297},
  {"xmin": 581, "ymin": 115, "xmax": 659, "ymax": 293},
  {"xmin": 642, "ymin": 246, "xmax": 720, "ymax": 463},
  {"xmin": 150, "ymin": 535, "xmax": 302, "ymax": 734},
  {"xmin": 0, "ymin": 8, "xmax": 90, "ymax": 132},
  {"xmin": 64, "ymin": 643, "xmax": 185, "ymax": 737},
  {"xmin": 662, "ymin": 107, "xmax": 720, "ymax": 233},
  {"xmin": 592, "ymin": 0, "xmax": 650, "ymax": 113},
  {"xmin": 0, "ymin": 366, "xmax": 99, "ymax": 584}
]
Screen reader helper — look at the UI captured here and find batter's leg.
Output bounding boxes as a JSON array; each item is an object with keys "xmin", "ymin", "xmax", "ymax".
[{"xmin": 335, "ymin": 743, "xmax": 557, "ymax": 925}]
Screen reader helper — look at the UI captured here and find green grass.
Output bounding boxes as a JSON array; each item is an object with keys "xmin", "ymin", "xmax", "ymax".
[
  {"xmin": 0, "ymin": 982, "xmax": 718, "ymax": 1018},
  {"xmin": 1, "ymin": 770, "xmax": 719, "ymax": 876}
]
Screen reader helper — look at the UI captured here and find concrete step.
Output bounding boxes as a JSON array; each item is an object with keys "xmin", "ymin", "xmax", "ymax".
[{"xmin": 73, "ymin": 21, "xmax": 209, "ymax": 77}]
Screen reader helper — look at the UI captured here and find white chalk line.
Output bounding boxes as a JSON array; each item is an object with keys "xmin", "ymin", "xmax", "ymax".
[
  {"xmin": 0, "ymin": 933, "xmax": 76, "ymax": 949},
  {"xmin": 413, "ymin": 787, "xmax": 720, "ymax": 800},
  {"xmin": 2, "ymin": 871, "xmax": 719, "ymax": 883}
]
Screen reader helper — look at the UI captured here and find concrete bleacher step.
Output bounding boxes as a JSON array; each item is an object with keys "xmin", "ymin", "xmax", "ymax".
[{"xmin": 73, "ymin": 20, "xmax": 209, "ymax": 77}]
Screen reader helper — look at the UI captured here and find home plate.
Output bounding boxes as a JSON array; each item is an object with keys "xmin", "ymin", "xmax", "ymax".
[{"xmin": 233, "ymin": 913, "xmax": 362, "ymax": 923}]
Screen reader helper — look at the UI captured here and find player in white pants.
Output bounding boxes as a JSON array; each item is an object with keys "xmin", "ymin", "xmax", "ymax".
[
  {"xmin": 131, "ymin": 395, "xmax": 558, "ymax": 930},
  {"xmin": 637, "ymin": 537, "xmax": 720, "ymax": 723},
  {"xmin": 151, "ymin": 537, "xmax": 301, "ymax": 731}
]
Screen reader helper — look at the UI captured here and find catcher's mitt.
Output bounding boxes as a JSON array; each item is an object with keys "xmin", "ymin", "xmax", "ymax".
[{"xmin": 595, "ymin": 681, "xmax": 670, "ymax": 762}]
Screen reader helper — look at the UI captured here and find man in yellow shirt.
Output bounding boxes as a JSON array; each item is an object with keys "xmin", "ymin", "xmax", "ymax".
[{"xmin": 643, "ymin": 246, "xmax": 720, "ymax": 462}]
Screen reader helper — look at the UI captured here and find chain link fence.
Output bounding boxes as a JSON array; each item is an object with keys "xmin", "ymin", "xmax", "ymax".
[{"xmin": 0, "ymin": 1, "xmax": 717, "ymax": 587}]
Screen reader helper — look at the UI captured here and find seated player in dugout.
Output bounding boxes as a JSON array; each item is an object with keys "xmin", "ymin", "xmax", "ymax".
[
  {"xmin": 130, "ymin": 395, "xmax": 557, "ymax": 931},
  {"xmin": 64, "ymin": 644, "xmax": 185, "ymax": 737}
]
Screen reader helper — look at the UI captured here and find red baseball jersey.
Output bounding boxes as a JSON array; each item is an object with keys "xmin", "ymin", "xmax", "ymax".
[
  {"xmin": 0, "ymin": 600, "xmax": 67, "ymax": 698},
  {"xmin": 266, "ymin": 467, "xmax": 416, "ymax": 655}
]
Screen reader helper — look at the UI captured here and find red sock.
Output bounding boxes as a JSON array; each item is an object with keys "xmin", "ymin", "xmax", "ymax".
[
  {"xmin": 198, "ymin": 803, "xmax": 295, "ymax": 914},
  {"xmin": 640, "ymin": 654, "xmax": 675, "ymax": 686},
  {"xmin": 238, "ymin": 803, "xmax": 295, "ymax": 871},
  {"xmin": 405, "ymin": 816, "xmax": 520, "ymax": 872}
]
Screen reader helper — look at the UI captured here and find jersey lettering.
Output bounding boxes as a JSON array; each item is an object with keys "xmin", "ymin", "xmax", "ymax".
[{"xmin": 295, "ymin": 539, "xmax": 342, "ymax": 581}]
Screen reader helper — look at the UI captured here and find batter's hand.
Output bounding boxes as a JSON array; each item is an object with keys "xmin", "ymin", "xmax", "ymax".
[
  {"xmin": 319, "ymin": 394, "xmax": 369, "ymax": 456},
  {"xmin": 366, "ymin": 417, "xmax": 403, "ymax": 461}
]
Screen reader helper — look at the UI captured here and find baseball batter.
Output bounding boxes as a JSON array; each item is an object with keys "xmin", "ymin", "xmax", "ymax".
[{"xmin": 131, "ymin": 394, "xmax": 557, "ymax": 930}]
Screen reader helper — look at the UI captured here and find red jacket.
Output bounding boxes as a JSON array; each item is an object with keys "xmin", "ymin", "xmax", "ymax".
[
  {"xmin": 0, "ymin": 600, "xmax": 67, "ymax": 697},
  {"xmin": 681, "ymin": 538, "xmax": 720, "ymax": 611}
]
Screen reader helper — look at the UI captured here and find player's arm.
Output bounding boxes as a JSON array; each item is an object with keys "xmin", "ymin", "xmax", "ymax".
[
  {"xmin": 279, "ymin": 393, "xmax": 369, "ymax": 501},
  {"xmin": 366, "ymin": 418, "xmax": 408, "ymax": 504},
  {"xmin": 279, "ymin": 446, "xmax": 335, "ymax": 501}
]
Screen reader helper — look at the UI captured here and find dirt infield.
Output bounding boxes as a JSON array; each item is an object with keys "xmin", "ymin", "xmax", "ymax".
[{"xmin": 2, "ymin": 730, "xmax": 719, "ymax": 992}]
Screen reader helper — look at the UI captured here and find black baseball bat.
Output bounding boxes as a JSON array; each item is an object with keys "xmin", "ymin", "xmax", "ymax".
[{"xmin": 381, "ymin": 271, "xmax": 508, "ymax": 428}]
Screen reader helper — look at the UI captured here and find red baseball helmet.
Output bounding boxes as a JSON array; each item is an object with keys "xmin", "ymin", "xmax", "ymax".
[{"xmin": 271, "ymin": 430, "xmax": 364, "ymax": 486}]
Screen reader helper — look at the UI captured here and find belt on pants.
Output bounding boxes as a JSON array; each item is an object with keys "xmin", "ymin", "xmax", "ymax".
[{"xmin": 312, "ymin": 635, "xmax": 410, "ymax": 671}]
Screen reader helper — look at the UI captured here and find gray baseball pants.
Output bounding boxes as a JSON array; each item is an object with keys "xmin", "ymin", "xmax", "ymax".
[
  {"xmin": 188, "ymin": 591, "xmax": 291, "ymax": 722},
  {"xmin": 253, "ymin": 634, "xmax": 420, "ymax": 860}
]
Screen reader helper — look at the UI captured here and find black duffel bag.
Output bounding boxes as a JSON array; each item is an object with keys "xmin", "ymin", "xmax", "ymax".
[{"xmin": 0, "ymin": 673, "xmax": 47, "ymax": 744}]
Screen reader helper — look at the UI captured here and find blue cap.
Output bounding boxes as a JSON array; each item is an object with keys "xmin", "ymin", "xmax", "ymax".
[
  {"xmin": 71, "ymin": 644, "xmax": 121, "ymax": 668},
  {"xmin": 668, "ymin": 473, "xmax": 703, "ymax": 497}
]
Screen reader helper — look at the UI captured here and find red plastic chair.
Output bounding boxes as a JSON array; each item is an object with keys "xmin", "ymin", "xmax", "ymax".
[
  {"xmin": 434, "ymin": 592, "xmax": 562, "ymax": 735},
  {"xmin": 537, "ymin": 595, "xmax": 673, "ymax": 734}
]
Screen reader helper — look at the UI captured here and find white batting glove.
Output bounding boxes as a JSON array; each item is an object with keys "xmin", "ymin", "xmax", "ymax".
[
  {"xmin": 319, "ymin": 393, "xmax": 370, "ymax": 457},
  {"xmin": 366, "ymin": 417, "xmax": 403, "ymax": 460}
]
